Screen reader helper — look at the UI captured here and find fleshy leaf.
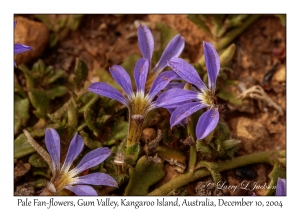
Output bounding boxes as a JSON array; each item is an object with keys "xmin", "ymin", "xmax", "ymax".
[
  {"xmin": 14, "ymin": 97, "xmax": 30, "ymax": 135},
  {"xmin": 14, "ymin": 134, "xmax": 36, "ymax": 159},
  {"xmin": 196, "ymin": 108, "xmax": 219, "ymax": 140},
  {"xmin": 74, "ymin": 58, "xmax": 89, "ymax": 90},
  {"xmin": 168, "ymin": 57, "xmax": 207, "ymax": 91},
  {"xmin": 124, "ymin": 155, "xmax": 165, "ymax": 195},
  {"xmin": 46, "ymin": 86, "xmax": 68, "ymax": 100}
]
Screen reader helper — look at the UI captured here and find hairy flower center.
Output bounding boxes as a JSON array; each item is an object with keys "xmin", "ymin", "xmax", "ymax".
[
  {"xmin": 198, "ymin": 89, "xmax": 215, "ymax": 107},
  {"xmin": 130, "ymin": 91, "xmax": 151, "ymax": 116},
  {"xmin": 50, "ymin": 172, "xmax": 73, "ymax": 194}
]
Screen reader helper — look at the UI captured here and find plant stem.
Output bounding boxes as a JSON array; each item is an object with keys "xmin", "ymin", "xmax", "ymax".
[{"xmin": 148, "ymin": 150, "xmax": 285, "ymax": 195}]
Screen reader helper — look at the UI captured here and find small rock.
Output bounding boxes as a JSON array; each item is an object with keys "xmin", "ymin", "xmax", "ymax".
[
  {"xmin": 14, "ymin": 16, "xmax": 50, "ymax": 65},
  {"xmin": 228, "ymin": 117, "xmax": 270, "ymax": 154},
  {"xmin": 141, "ymin": 128, "xmax": 157, "ymax": 144},
  {"xmin": 272, "ymin": 65, "xmax": 286, "ymax": 83}
]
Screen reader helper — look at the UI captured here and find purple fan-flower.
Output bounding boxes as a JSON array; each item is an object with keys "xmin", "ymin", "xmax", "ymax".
[
  {"xmin": 275, "ymin": 178, "xmax": 286, "ymax": 196},
  {"xmin": 89, "ymin": 58, "xmax": 177, "ymax": 123},
  {"xmin": 14, "ymin": 20, "xmax": 33, "ymax": 66},
  {"xmin": 89, "ymin": 58, "xmax": 177, "ymax": 147},
  {"xmin": 156, "ymin": 41, "xmax": 220, "ymax": 140},
  {"xmin": 40, "ymin": 128, "xmax": 117, "ymax": 196},
  {"xmin": 138, "ymin": 24, "xmax": 185, "ymax": 76}
]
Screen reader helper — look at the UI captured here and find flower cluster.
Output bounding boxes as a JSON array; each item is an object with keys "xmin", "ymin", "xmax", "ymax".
[
  {"xmin": 40, "ymin": 128, "xmax": 117, "ymax": 196},
  {"xmin": 88, "ymin": 24, "xmax": 184, "ymax": 146},
  {"xmin": 14, "ymin": 20, "xmax": 33, "ymax": 66},
  {"xmin": 157, "ymin": 41, "xmax": 220, "ymax": 140}
]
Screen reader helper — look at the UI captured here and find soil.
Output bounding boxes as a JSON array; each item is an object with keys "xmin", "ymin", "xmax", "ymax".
[{"xmin": 14, "ymin": 14, "xmax": 286, "ymax": 196}]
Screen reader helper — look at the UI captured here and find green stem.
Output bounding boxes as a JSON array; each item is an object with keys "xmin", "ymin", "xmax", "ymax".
[
  {"xmin": 187, "ymin": 117, "xmax": 197, "ymax": 173},
  {"xmin": 126, "ymin": 115, "xmax": 144, "ymax": 148},
  {"xmin": 148, "ymin": 150, "xmax": 285, "ymax": 195}
]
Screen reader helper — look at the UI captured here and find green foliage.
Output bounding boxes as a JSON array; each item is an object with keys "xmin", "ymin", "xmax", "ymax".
[
  {"xmin": 74, "ymin": 58, "xmax": 89, "ymax": 90},
  {"xmin": 105, "ymin": 118, "xmax": 128, "ymax": 146},
  {"xmin": 265, "ymin": 157, "xmax": 286, "ymax": 195},
  {"xmin": 155, "ymin": 145, "xmax": 186, "ymax": 164},
  {"xmin": 14, "ymin": 96, "xmax": 30, "ymax": 134},
  {"xmin": 79, "ymin": 130, "xmax": 102, "ymax": 150},
  {"xmin": 34, "ymin": 14, "xmax": 84, "ymax": 47},
  {"xmin": 29, "ymin": 153, "xmax": 48, "ymax": 168},
  {"xmin": 124, "ymin": 155, "xmax": 165, "ymax": 195},
  {"xmin": 196, "ymin": 161, "xmax": 221, "ymax": 183},
  {"xmin": 14, "ymin": 133, "xmax": 36, "ymax": 159}
]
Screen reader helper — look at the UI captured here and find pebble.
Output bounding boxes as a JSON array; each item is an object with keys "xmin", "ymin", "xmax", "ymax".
[{"xmin": 14, "ymin": 16, "xmax": 50, "ymax": 65}]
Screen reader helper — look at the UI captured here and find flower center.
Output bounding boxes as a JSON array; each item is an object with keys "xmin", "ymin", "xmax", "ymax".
[
  {"xmin": 198, "ymin": 89, "xmax": 215, "ymax": 107},
  {"xmin": 130, "ymin": 91, "xmax": 151, "ymax": 117}
]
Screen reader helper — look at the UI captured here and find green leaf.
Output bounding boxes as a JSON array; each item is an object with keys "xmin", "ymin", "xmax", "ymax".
[
  {"xmin": 155, "ymin": 145, "xmax": 186, "ymax": 164},
  {"xmin": 196, "ymin": 161, "xmax": 221, "ymax": 183},
  {"xmin": 74, "ymin": 58, "xmax": 89, "ymax": 90},
  {"xmin": 28, "ymin": 89, "xmax": 50, "ymax": 118},
  {"xmin": 78, "ymin": 92, "xmax": 99, "ymax": 113},
  {"xmin": 79, "ymin": 131, "xmax": 102, "ymax": 150},
  {"xmin": 84, "ymin": 107, "xmax": 99, "ymax": 136},
  {"xmin": 124, "ymin": 155, "xmax": 165, "ymax": 195},
  {"xmin": 265, "ymin": 162, "xmax": 286, "ymax": 195},
  {"xmin": 14, "ymin": 134, "xmax": 36, "ymax": 159},
  {"xmin": 219, "ymin": 43, "xmax": 236, "ymax": 67},
  {"xmin": 46, "ymin": 86, "xmax": 68, "ymax": 100},
  {"xmin": 35, "ymin": 179, "xmax": 49, "ymax": 188},
  {"xmin": 217, "ymin": 89, "xmax": 242, "ymax": 105},
  {"xmin": 29, "ymin": 153, "xmax": 48, "ymax": 168},
  {"xmin": 67, "ymin": 15, "xmax": 84, "ymax": 31},
  {"xmin": 67, "ymin": 100, "xmax": 78, "ymax": 129},
  {"xmin": 105, "ymin": 118, "xmax": 128, "ymax": 146},
  {"xmin": 45, "ymin": 69, "xmax": 66, "ymax": 85},
  {"xmin": 14, "ymin": 96, "xmax": 30, "ymax": 135}
]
